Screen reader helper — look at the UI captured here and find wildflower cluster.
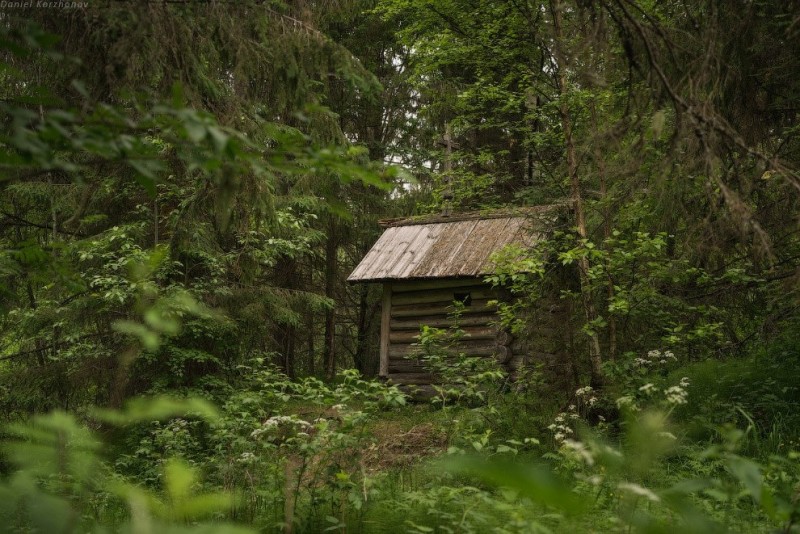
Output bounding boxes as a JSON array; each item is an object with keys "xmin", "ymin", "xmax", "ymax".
[
  {"xmin": 250, "ymin": 415, "xmax": 312, "ymax": 440},
  {"xmin": 237, "ymin": 451, "xmax": 257, "ymax": 464},
  {"xmin": 664, "ymin": 377, "xmax": 690, "ymax": 405},
  {"xmin": 634, "ymin": 349, "xmax": 677, "ymax": 368},
  {"xmin": 575, "ymin": 385, "xmax": 598, "ymax": 407},
  {"xmin": 617, "ymin": 377, "xmax": 690, "ymax": 412},
  {"xmin": 547, "ymin": 407, "xmax": 578, "ymax": 443},
  {"xmin": 616, "ymin": 395, "xmax": 640, "ymax": 411},
  {"xmin": 562, "ymin": 438, "xmax": 595, "ymax": 466}
]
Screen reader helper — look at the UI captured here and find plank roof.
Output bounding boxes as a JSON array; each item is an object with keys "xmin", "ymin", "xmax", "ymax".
[{"xmin": 348, "ymin": 207, "xmax": 555, "ymax": 282}]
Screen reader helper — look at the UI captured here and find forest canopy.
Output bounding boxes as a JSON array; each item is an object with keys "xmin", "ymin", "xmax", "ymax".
[{"xmin": 0, "ymin": 1, "xmax": 798, "ymax": 532}]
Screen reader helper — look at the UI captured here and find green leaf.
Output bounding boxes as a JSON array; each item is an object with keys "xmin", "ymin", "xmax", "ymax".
[
  {"xmin": 442, "ymin": 456, "xmax": 586, "ymax": 515},
  {"xmin": 92, "ymin": 395, "xmax": 220, "ymax": 425},
  {"xmin": 727, "ymin": 455, "xmax": 763, "ymax": 503}
]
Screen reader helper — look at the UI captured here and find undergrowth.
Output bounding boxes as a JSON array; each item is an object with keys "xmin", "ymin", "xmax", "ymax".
[{"xmin": 2, "ymin": 334, "xmax": 800, "ymax": 533}]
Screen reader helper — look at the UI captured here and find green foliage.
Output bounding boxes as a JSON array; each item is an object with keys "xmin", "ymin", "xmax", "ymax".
[
  {"xmin": 0, "ymin": 403, "xmax": 251, "ymax": 534},
  {"xmin": 2, "ymin": 2, "xmax": 800, "ymax": 534},
  {"xmin": 414, "ymin": 313, "xmax": 504, "ymax": 409}
]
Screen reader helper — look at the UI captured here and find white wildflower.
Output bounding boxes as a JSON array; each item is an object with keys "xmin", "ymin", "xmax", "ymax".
[
  {"xmin": 262, "ymin": 417, "xmax": 280, "ymax": 428},
  {"xmin": 616, "ymin": 395, "xmax": 639, "ymax": 411},
  {"xmin": 639, "ymin": 383, "xmax": 656, "ymax": 394},
  {"xmin": 618, "ymin": 482, "xmax": 660, "ymax": 502},
  {"xmin": 562, "ymin": 439, "xmax": 595, "ymax": 466},
  {"xmin": 664, "ymin": 385, "xmax": 688, "ymax": 405},
  {"xmin": 237, "ymin": 452, "xmax": 256, "ymax": 464}
]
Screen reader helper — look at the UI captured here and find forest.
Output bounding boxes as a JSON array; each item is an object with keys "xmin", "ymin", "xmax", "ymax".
[{"xmin": 0, "ymin": 0, "xmax": 798, "ymax": 532}]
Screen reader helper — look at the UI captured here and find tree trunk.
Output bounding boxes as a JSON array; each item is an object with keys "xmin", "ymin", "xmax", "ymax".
[
  {"xmin": 307, "ymin": 310, "xmax": 315, "ymax": 376},
  {"xmin": 590, "ymin": 100, "xmax": 617, "ymax": 361},
  {"xmin": 323, "ymin": 216, "xmax": 337, "ymax": 378},
  {"xmin": 552, "ymin": 0, "xmax": 604, "ymax": 387},
  {"xmin": 353, "ymin": 283, "xmax": 370, "ymax": 375}
]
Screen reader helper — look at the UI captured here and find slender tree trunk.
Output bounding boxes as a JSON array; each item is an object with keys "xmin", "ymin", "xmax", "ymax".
[
  {"xmin": 323, "ymin": 216, "xmax": 337, "ymax": 378},
  {"xmin": 283, "ymin": 326, "xmax": 296, "ymax": 380},
  {"xmin": 307, "ymin": 310, "xmax": 315, "ymax": 376},
  {"xmin": 590, "ymin": 100, "xmax": 617, "ymax": 361},
  {"xmin": 274, "ymin": 257, "xmax": 298, "ymax": 379},
  {"xmin": 353, "ymin": 283, "xmax": 369, "ymax": 375},
  {"xmin": 552, "ymin": 0, "xmax": 604, "ymax": 386}
]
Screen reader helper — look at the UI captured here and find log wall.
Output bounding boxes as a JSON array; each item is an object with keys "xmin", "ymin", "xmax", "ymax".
[{"xmin": 380, "ymin": 278, "xmax": 515, "ymax": 386}]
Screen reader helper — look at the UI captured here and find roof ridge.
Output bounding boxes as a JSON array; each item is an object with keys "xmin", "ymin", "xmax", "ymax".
[{"xmin": 378, "ymin": 204, "xmax": 562, "ymax": 228}]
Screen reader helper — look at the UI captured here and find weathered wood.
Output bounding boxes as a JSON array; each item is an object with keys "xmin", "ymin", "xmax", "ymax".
[
  {"xmin": 496, "ymin": 329, "xmax": 513, "ymax": 346},
  {"xmin": 388, "ymin": 340, "xmax": 501, "ymax": 359},
  {"xmin": 390, "ymin": 299, "xmax": 496, "ymax": 318},
  {"xmin": 389, "ymin": 325, "xmax": 498, "ymax": 344},
  {"xmin": 389, "ymin": 331, "xmax": 422, "ymax": 344},
  {"xmin": 388, "ymin": 358, "xmax": 430, "ymax": 373},
  {"xmin": 391, "ymin": 287, "xmax": 495, "ymax": 306},
  {"xmin": 390, "ymin": 278, "xmax": 488, "ymax": 292},
  {"xmin": 390, "ymin": 313, "xmax": 496, "ymax": 331},
  {"xmin": 388, "ymin": 347, "xmax": 420, "ymax": 359},
  {"xmin": 386, "ymin": 372, "xmax": 435, "ymax": 385},
  {"xmin": 379, "ymin": 283, "xmax": 391, "ymax": 377},
  {"xmin": 493, "ymin": 344, "xmax": 513, "ymax": 364}
]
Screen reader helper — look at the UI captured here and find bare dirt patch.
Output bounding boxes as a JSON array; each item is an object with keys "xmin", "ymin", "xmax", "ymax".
[{"xmin": 363, "ymin": 421, "xmax": 447, "ymax": 472}]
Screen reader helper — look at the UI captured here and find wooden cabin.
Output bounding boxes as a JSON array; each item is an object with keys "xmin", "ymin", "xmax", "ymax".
[{"xmin": 347, "ymin": 208, "xmax": 558, "ymax": 388}]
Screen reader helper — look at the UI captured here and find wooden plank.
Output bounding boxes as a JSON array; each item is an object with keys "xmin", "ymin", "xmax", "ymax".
[
  {"xmin": 388, "ymin": 340, "xmax": 500, "ymax": 359},
  {"xmin": 370, "ymin": 226, "xmax": 419, "ymax": 280},
  {"xmin": 390, "ymin": 313, "xmax": 497, "ymax": 331},
  {"xmin": 388, "ymin": 344, "xmax": 423, "ymax": 359},
  {"xmin": 390, "ymin": 325, "xmax": 498, "ymax": 344},
  {"xmin": 386, "ymin": 372, "xmax": 435, "ymax": 385},
  {"xmin": 391, "ymin": 287, "xmax": 495, "ymax": 306},
  {"xmin": 391, "ymin": 278, "xmax": 488, "ymax": 293},
  {"xmin": 396, "ymin": 224, "xmax": 442, "ymax": 278},
  {"xmin": 388, "ymin": 358, "xmax": 430, "ymax": 373},
  {"xmin": 453, "ymin": 217, "xmax": 514, "ymax": 276},
  {"xmin": 348, "ymin": 228, "xmax": 398, "ymax": 281},
  {"xmin": 349, "ymin": 212, "xmax": 549, "ymax": 282},
  {"xmin": 412, "ymin": 220, "xmax": 479, "ymax": 278},
  {"xmin": 391, "ymin": 299, "xmax": 496, "ymax": 318},
  {"xmin": 379, "ymin": 283, "xmax": 391, "ymax": 377}
]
